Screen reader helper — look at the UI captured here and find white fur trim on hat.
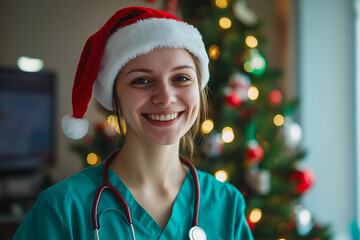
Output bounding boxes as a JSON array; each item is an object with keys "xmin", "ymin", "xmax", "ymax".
[
  {"xmin": 61, "ymin": 114, "xmax": 89, "ymax": 140},
  {"xmin": 93, "ymin": 18, "xmax": 209, "ymax": 111}
]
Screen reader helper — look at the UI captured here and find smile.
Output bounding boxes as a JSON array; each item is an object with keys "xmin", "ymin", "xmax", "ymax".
[{"xmin": 146, "ymin": 112, "xmax": 179, "ymax": 122}]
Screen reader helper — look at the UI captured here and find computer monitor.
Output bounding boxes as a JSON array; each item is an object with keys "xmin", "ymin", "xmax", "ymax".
[{"xmin": 0, "ymin": 67, "xmax": 56, "ymax": 173}]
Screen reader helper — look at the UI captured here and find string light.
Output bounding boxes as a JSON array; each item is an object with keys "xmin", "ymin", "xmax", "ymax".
[
  {"xmin": 244, "ymin": 49, "xmax": 266, "ymax": 75},
  {"xmin": 274, "ymin": 114, "xmax": 285, "ymax": 126},
  {"xmin": 201, "ymin": 119, "xmax": 214, "ymax": 134},
  {"xmin": 106, "ymin": 115, "xmax": 120, "ymax": 134},
  {"xmin": 215, "ymin": 0, "xmax": 228, "ymax": 8},
  {"xmin": 208, "ymin": 45, "xmax": 221, "ymax": 60},
  {"xmin": 243, "ymin": 61, "xmax": 253, "ymax": 73},
  {"xmin": 214, "ymin": 170, "xmax": 229, "ymax": 182},
  {"xmin": 222, "ymin": 127, "xmax": 234, "ymax": 143},
  {"xmin": 106, "ymin": 115, "xmax": 128, "ymax": 135},
  {"xmin": 245, "ymin": 35, "xmax": 258, "ymax": 48},
  {"xmin": 87, "ymin": 153, "xmax": 100, "ymax": 165},
  {"xmin": 249, "ymin": 208, "xmax": 262, "ymax": 223},
  {"xmin": 219, "ymin": 17, "xmax": 232, "ymax": 29},
  {"xmin": 247, "ymin": 86, "xmax": 259, "ymax": 100}
]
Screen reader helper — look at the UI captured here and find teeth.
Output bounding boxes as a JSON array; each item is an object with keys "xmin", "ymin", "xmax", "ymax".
[{"xmin": 148, "ymin": 113, "xmax": 179, "ymax": 121}]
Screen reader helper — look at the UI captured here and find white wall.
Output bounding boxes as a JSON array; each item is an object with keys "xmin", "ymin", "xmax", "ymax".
[
  {"xmin": 298, "ymin": 0, "xmax": 356, "ymax": 238},
  {"xmin": 0, "ymin": 0, "xmax": 163, "ymax": 180}
]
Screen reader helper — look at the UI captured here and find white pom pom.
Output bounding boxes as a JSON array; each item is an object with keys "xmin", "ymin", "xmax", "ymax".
[{"xmin": 61, "ymin": 114, "xmax": 89, "ymax": 140}]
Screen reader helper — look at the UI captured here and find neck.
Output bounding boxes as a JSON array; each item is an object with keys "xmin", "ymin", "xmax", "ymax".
[{"xmin": 110, "ymin": 134, "xmax": 187, "ymax": 190}]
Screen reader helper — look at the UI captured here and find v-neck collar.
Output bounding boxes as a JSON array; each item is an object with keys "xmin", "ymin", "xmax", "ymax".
[{"xmin": 107, "ymin": 166, "xmax": 194, "ymax": 239}]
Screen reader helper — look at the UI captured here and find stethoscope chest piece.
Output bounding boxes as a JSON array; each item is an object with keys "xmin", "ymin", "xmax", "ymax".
[{"xmin": 189, "ymin": 226, "xmax": 207, "ymax": 240}]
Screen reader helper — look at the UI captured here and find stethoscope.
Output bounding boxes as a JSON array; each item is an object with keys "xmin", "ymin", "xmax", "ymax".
[{"xmin": 92, "ymin": 150, "xmax": 207, "ymax": 240}]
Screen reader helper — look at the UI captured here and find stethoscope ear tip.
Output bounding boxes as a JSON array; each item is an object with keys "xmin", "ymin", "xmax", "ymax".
[{"xmin": 189, "ymin": 226, "xmax": 207, "ymax": 240}]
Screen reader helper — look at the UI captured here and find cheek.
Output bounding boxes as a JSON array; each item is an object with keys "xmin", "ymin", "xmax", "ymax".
[
  {"xmin": 183, "ymin": 87, "xmax": 200, "ymax": 114},
  {"xmin": 117, "ymin": 91, "xmax": 145, "ymax": 118}
]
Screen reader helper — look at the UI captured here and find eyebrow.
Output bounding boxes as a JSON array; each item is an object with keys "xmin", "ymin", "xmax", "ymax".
[
  {"xmin": 125, "ymin": 68, "xmax": 152, "ymax": 76},
  {"xmin": 172, "ymin": 65, "xmax": 196, "ymax": 72},
  {"xmin": 125, "ymin": 65, "xmax": 196, "ymax": 76}
]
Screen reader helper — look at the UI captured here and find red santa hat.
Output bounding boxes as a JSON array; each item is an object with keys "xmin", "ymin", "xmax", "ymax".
[{"xmin": 61, "ymin": 6, "xmax": 209, "ymax": 139}]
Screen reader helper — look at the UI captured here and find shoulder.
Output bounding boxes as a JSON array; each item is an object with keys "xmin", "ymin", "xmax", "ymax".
[
  {"xmin": 39, "ymin": 164, "xmax": 102, "ymax": 204},
  {"xmin": 197, "ymin": 170, "xmax": 245, "ymax": 205},
  {"xmin": 14, "ymin": 165, "xmax": 102, "ymax": 240},
  {"xmin": 196, "ymin": 170, "xmax": 252, "ymax": 238},
  {"xmin": 197, "ymin": 170, "xmax": 241, "ymax": 194}
]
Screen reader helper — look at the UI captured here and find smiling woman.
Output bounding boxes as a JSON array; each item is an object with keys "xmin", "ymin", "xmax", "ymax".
[
  {"xmin": 13, "ymin": 6, "xmax": 254, "ymax": 240},
  {"xmin": 114, "ymin": 48, "xmax": 199, "ymax": 146}
]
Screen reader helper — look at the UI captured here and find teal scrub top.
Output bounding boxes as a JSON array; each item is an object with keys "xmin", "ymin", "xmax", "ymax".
[{"xmin": 13, "ymin": 158, "xmax": 254, "ymax": 240}]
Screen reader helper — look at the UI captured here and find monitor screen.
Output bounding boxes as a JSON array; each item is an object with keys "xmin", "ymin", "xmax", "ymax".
[{"xmin": 0, "ymin": 68, "xmax": 56, "ymax": 173}]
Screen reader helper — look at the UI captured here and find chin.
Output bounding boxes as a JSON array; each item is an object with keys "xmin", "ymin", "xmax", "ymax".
[{"xmin": 146, "ymin": 134, "xmax": 182, "ymax": 146}]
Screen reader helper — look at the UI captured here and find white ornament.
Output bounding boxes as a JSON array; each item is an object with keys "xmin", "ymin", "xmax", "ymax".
[
  {"xmin": 282, "ymin": 118, "xmax": 303, "ymax": 148},
  {"xmin": 233, "ymin": 1, "xmax": 258, "ymax": 26},
  {"xmin": 246, "ymin": 168, "xmax": 271, "ymax": 195},
  {"xmin": 201, "ymin": 133, "xmax": 224, "ymax": 158},
  {"xmin": 229, "ymin": 73, "xmax": 251, "ymax": 89},
  {"xmin": 228, "ymin": 72, "xmax": 252, "ymax": 101},
  {"xmin": 294, "ymin": 205, "xmax": 314, "ymax": 236}
]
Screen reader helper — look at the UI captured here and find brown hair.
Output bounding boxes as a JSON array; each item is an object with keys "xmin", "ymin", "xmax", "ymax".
[{"xmin": 112, "ymin": 53, "xmax": 209, "ymax": 158}]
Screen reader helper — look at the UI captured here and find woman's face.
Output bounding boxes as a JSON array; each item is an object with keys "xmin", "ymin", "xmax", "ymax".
[{"xmin": 115, "ymin": 48, "xmax": 200, "ymax": 145}]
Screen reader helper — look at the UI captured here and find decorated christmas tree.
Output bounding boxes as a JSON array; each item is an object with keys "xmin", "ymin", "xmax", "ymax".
[
  {"xmin": 71, "ymin": 0, "xmax": 332, "ymax": 239},
  {"xmin": 177, "ymin": 0, "xmax": 332, "ymax": 239}
]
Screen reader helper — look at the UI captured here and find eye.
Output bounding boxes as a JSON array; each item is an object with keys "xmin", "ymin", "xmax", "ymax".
[
  {"xmin": 130, "ymin": 77, "xmax": 151, "ymax": 86},
  {"xmin": 174, "ymin": 75, "xmax": 191, "ymax": 83}
]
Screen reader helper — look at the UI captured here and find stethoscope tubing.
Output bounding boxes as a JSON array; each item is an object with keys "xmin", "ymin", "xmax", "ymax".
[
  {"xmin": 180, "ymin": 156, "xmax": 200, "ymax": 226},
  {"xmin": 91, "ymin": 150, "xmax": 202, "ymax": 239},
  {"xmin": 92, "ymin": 150, "xmax": 133, "ymax": 230}
]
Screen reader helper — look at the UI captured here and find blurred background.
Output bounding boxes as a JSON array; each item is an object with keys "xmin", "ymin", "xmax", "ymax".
[{"xmin": 0, "ymin": 0, "xmax": 358, "ymax": 239}]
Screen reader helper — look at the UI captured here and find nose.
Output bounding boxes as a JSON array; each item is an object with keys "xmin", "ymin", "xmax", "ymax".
[{"xmin": 151, "ymin": 82, "xmax": 177, "ymax": 105}]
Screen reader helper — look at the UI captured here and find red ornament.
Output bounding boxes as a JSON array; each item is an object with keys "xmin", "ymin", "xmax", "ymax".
[
  {"xmin": 224, "ymin": 92, "xmax": 242, "ymax": 108},
  {"xmin": 245, "ymin": 141, "xmax": 264, "ymax": 163},
  {"xmin": 223, "ymin": 73, "xmax": 251, "ymax": 108},
  {"xmin": 290, "ymin": 168, "xmax": 315, "ymax": 194},
  {"xmin": 269, "ymin": 89, "xmax": 282, "ymax": 105}
]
